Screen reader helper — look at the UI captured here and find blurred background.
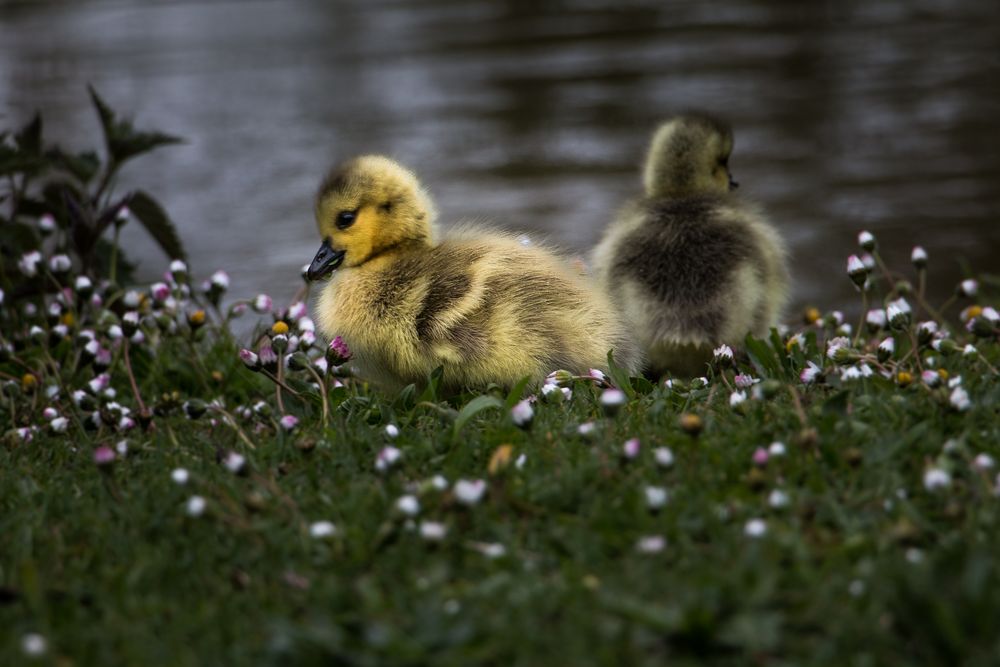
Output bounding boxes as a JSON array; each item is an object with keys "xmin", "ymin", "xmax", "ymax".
[{"xmin": 2, "ymin": 0, "xmax": 998, "ymax": 315}]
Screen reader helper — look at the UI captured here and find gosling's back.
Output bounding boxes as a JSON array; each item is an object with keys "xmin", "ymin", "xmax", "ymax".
[
  {"xmin": 592, "ymin": 115, "xmax": 788, "ymax": 376},
  {"xmin": 317, "ymin": 230, "xmax": 642, "ymax": 390}
]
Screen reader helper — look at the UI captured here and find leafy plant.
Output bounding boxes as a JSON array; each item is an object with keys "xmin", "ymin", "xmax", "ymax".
[{"xmin": 0, "ymin": 85, "xmax": 184, "ymax": 288}]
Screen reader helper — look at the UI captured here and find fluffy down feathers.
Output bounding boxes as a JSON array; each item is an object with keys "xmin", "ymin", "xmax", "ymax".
[{"xmin": 311, "ymin": 156, "xmax": 642, "ymax": 390}]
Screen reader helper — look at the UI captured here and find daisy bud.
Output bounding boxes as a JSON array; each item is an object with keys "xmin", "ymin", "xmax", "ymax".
[
  {"xmin": 949, "ymin": 386, "xmax": 971, "ymax": 412},
  {"xmin": 712, "ymin": 344, "xmax": 734, "ymax": 366},
  {"xmin": 299, "ymin": 330, "xmax": 316, "ymax": 349},
  {"xmin": 279, "ymin": 415, "xmax": 299, "ymax": 431},
  {"xmin": 622, "ymin": 438, "xmax": 640, "ymax": 459},
  {"xmin": 21, "ymin": 633, "xmax": 47, "ymax": 656},
  {"xmin": 644, "ymin": 486, "xmax": 668, "ymax": 510},
  {"xmin": 588, "ymin": 368, "xmax": 607, "ymax": 384},
  {"xmin": 116, "ymin": 205, "xmax": 131, "ymax": 223},
  {"xmin": 541, "ymin": 382, "xmax": 571, "ymax": 403},
  {"xmin": 886, "ymin": 298, "xmax": 912, "ymax": 330},
  {"xmin": 29, "ymin": 325, "xmax": 46, "ymax": 344},
  {"xmin": 973, "ymin": 453, "xmax": 994, "ymax": 471},
  {"xmin": 865, "ymin": 308, "xmax": 887, "ymax": 332},
  {"xmin": 395, "ymin": 494, "xmax": 420, "ymax": 516},
  {"xmin": 744, "ymin": 518, "xmax": 768, "ymax": 538},
  {"xmin": 169, "ymin": 259, "xmax": 188, "ymax": 282},
  {"xmin": 654, "ymin": 447, "xmax": 674, "ymax": 468},
  {"xmin": 240, "ymin": 348, "xmax": 261, "ymax": 371},
  {"xmin": 252, "ymin": 294, "xmax": 273, "ymax": 313},
  {"xmin": 50, "ymin": 416, "xmax": 69, "ymax": 433},
  {"xmin": 510, "ymin": 399, "xmax": 534, "ymax": 429},
  {"xmin": 375, "ymin": 445, "xmax": 402, "ymax": 472},
  {"xmin": 799, "ymin": 361, "xmax": 823, "ymax": 385},
  {"xmin": 920, "ymin": 370, "xmax": 940, "ymax": 387},
  {"xmin": 93, "ymin": 347, "xmax": 112, "ymax": 371},
  {"xmin": 289, "ymin": 302, "xmax": 308, "ymax": 321},
  {"xmin": 18, "ymin": 250, "xmax": 42, "ymax": 277},
  {"xmin": 183, "ymin": 399, "xmax": 208, "ymax": 419},
  {"xmin": 270, "ymin": 334, "xmax": 288, "ymax": 353},
  {"xmin": 419, "ymin": 521, "xmax": 447, "ymax": 541},
  {"xmin": 286, "ymin": 352, "xmax": 309, "ymax": 371},
  {"xmin": 877, "ymin": 337, "xmax": 895, "ymax": 362},
  {"xmin": 910, "ymin": 246, "xmax": 928, "ymax": 269},
  {"xmin": 729, "ymin": 390, "xmax": 747, "ymax": 407},
  {"xmin": 312, "ymin": 357, "xmax": 329, "ymax": 376},
  {"xmin": 186, "ymin": 495, "xmax": 207, "ymax": 517},
  {"xmin": 846, "ymin": 254, "xmax": 868, "ymax": 288},
  {"xmin": 963, "ymin": 343, "xmax": 978, "ymax": 358},
  {"xmin": 297, "ymin": 317, "xmax": 315, "ymax": 334},
  {"xmin": 917, "ymin": 321, "xmax": 938, "ymax": 345},
  {"xmin": 209, "ymin": 270, "xmax": 229, "ymax": 291},
  {"xmin": 933, "ymin": 338, "xmax": 958, "ymax": 355},
  {"xmin": 768, "ymin": 489, "xmax": 790, "ymax": 509},
  {"xmin": 857, "ymin": 230, "xmax": 876, "ymax": 251},
  {"xmin": 545, "ymin": 369, "xmax": 574, "ymax": 387},
  {"xmin": 257, "ymin": 343, "xmax": 278, "ymax": 371},
  {"xmin": 88, "ymin": 373, "xmax": 110, "ymax": 395},
  {"xmin": 958, "ymin": 279, "xmax": 978, "ymax": 298},
  {"xmin": 577, "ymin": 422, "xmax": 597, "ymax": 439},
  {"xmin": 384, "ymin": 424, "xmax": 399, "ymax": 439},
  {"xmin": 171, "ymin": 468, "xmax": 190, "ymax": 484},
  {"xmin": 121, "ymin": 311, "xmax": 140, "ymax": 337},
  {"xmin": 636, "ymin": 535, "xmax": 666, "ymax": 554},
  {"xmin": 923, "ymin": 467, "xmax": 950, "ymax": 491},
  {"xmin": 38, "ymin": 213, "xmax": 57, "ymax": 235},
  {"xmin": 326, "ymin": 335, "xmax": 352, "ymax": 365},
  {"xmin": 150, "ymin": 282, "xmax": 171, "ymax": 303},
  {"xmin": 73, "ymin": 276, "xmax": 94, "ymax": 298},
  {"xmin": 454, "ymin": 479, "xmax": 487, "ymax": 506},
  {"xmin": 752, "ymin": 447, "xmax": 769, "ymax": 467},
  {"xmin": 222, "ymin": 451, "xmax": 247, "ymax": 475},
  {"xmin": 49, "ymin": 254, "xmax": 71, "ymax": 275},
  {"xmin": 93, "ymin": 445, "xmax": 116, "ymax": 467},
  {"xmin": 600, "ymin": 388, "xmax": 627, "ymax": 416}
]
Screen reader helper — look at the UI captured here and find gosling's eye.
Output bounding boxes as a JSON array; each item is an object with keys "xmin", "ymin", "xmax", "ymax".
[{"xmin": 336, "ymin": 210, "xmax": 357, "ymax": 230}]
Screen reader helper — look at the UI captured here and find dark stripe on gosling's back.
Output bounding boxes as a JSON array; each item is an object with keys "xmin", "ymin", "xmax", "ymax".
[
  {"xmin": 613, "ymin": 197, "xmax": 757, "ymax": 307},
  {"xmin": 412, "ymin": 245, "xmax": 488, "ymax": 341}
]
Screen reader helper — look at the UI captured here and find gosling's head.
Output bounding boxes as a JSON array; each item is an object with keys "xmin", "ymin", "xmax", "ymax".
[
  {"xmin": 642, "ymin": 114, "xmax": 737, "ymax": 199},
  {"xmin": 307, "ymin": 155, "xmax": 437, "ymax": 280}
]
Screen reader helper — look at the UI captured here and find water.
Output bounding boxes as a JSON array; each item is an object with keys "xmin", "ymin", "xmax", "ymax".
[{"xmin": 3, "ymin": 0, "xmax": 999, "ymax": 318}]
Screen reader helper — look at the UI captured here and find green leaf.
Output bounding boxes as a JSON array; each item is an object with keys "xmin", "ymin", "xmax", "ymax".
[
  {"xmin": 606, "ymin": 350, "xmax": 634, "ymax": 397},
  {"xmin": 14, "ymin": 113, "xmax": 42, "ymax": 155},
  {"xmin": 46, "ymin": 148, "xmax": 101, "ymax": 184},
  {"xmin": 88, "ymin": 85, "xmax": 182, "ymax": 166},
  {"xmin": 452, "ymin": 395, "xmax": 504, "ymax": 439},
  {"xmin": 745, "ymin": 333, "xmax": 781, "ymax": 378},
  {"xmin": 126, "ymin": 190, "xmax": 186, "ymax": 261},
  {"xmin": 503, "ymin": 376, "xmax": 533, "ymax": 411},
  {"xmin": 417, "ymin": 366, "xmax": 445, "ymax": 404}
]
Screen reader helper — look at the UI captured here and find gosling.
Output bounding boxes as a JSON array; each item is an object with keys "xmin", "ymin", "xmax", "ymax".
[
  {"xmin": 307, "ymin": 155, "xmax": 643, "ymax": 391},
  {"xmin": 591, "ymin": 114, "xmax": 789, "ymax": 377}
]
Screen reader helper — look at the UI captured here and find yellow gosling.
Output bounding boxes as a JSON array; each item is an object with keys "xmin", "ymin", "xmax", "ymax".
[{"xmin": 307, "ymin": 155, "xmax": 643, "ymax": 391}]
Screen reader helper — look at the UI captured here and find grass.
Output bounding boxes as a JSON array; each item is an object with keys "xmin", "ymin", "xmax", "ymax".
[{"xmin": 2, "ymin": 252, "xmax": 1000, "ymax": 666}]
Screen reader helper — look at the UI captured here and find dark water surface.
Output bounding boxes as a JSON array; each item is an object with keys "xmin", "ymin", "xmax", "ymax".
[{"xmin": 3, "ymin": 0, "xmax": 999, "ymax": 315}]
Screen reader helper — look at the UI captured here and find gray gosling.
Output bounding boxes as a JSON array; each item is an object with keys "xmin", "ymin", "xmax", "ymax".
[{"xmin": 592, "ymin": 114, "xmax": 789, "ymax": 377}]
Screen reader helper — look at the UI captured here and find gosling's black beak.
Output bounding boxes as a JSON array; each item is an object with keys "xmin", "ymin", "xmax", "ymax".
[
  {"xmin": 729, "ymin": 173, "xmax": 739, "ymax": 191},
  {"xmin": 306, "ymin": 239, "xmax": 345, "ymax": 281}
]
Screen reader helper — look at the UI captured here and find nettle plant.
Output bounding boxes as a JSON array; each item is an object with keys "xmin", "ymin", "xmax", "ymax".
[{"xmin": 0, "ymin": 86, "xmax": 185, "ymax": 289}]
